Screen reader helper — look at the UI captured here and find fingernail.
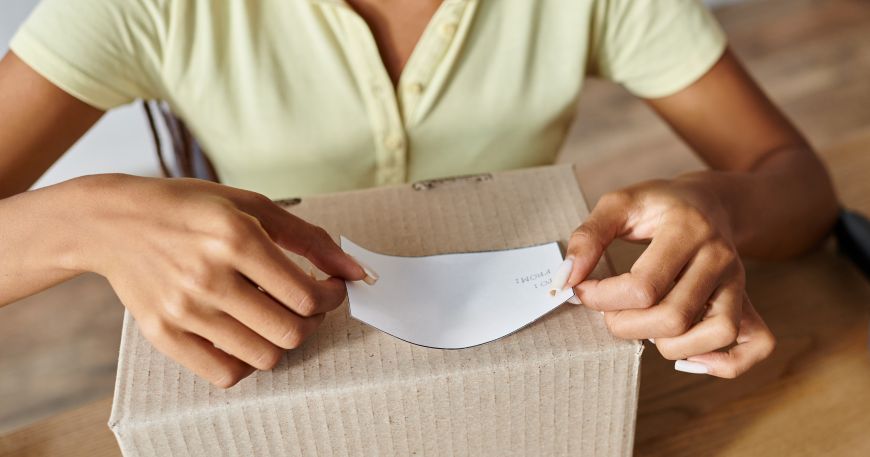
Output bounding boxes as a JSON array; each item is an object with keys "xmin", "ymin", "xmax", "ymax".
[
  {"xmin": 548, "ymin": 257, "xmax": 574, "ymax": 296},
  {"xmin": 567, "ymin": 296, "xmax": 581, "ymax": 305},
  {"xmin": 674, "ymin": 360, "xmax": 708, "ymax": 375},
  {"xmin": 350, "ymin": 255, "xmax": 379, "ymax": 285},
  {"xmin": 648, "ymin": 338, "xmax": 655, "ymax": 345}
]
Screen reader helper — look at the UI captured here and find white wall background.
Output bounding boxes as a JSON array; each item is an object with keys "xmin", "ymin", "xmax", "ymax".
[{"xmin": 2, "ymin": 0, "xmax": 742, "ymax": 188}]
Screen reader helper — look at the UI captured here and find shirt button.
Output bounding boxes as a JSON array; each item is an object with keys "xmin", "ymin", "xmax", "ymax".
[
  {"xmin": 386, "ymin": 170, "xmax": 403, "ymax": 183},
  {"xmin": 406, "ymin": 82, "xmax": 424, "ymax": 95},
  {"xmin": 440, "ymin": 23, "xmax": 458, "ymax": 38},
  {"xmin": 385, "ymin": 134, "xmax": 404, "ymax": 151}
]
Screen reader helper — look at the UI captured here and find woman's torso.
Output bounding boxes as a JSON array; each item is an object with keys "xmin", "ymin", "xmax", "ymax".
[
  {"xmin": 11, "ymin": 0, "xmax": 725, "ymax": 198},
  {"xmin": 159, "ymin": 0, "xmax": 594, "ymax": 197}
]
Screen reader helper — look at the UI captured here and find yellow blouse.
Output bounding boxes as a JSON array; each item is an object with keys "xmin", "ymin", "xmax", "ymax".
[{"xmin": 11, "ymin": 0, "xmax": 725, "ymax": 198}]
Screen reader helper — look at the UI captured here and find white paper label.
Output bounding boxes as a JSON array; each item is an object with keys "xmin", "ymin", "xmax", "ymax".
[{"xmin": 342, "ymin": 237, "xmax": 575, "ymax": 349}]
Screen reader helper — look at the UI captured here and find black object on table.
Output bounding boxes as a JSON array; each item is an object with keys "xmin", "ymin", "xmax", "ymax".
[{"xmin": 834, "ymin": 209, "xmax": 870, "ymax": 281}]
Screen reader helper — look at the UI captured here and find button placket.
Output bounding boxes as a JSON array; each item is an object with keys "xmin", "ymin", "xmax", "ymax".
[
  {"xmin": 376, "ymin": 128, "xmax": 408, "ymax": 186},
  {"xmin": 396, "ymin": 0, "xmax": 477, "ymax": 127},
  {"xmin": 324, "ymin": 0, "xmax": 477, "ymax": 186},
  {"xmin": 333, "ymin": 8, "xmax": 409, "ymax": 186}
]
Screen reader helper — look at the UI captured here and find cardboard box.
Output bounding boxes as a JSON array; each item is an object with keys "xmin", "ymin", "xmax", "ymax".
[{"xmin": 109, "ymin": 165, "xmax": 643, "ymax": 456}]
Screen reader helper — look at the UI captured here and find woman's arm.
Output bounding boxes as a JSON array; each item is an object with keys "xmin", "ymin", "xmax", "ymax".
[
  {"xmin": 0, "ymin": 52, "xmax": 104, "ymax": 197},
  {"xmin": 0, "ymin": 51, "xmax": 368, "ymax": 387},
  {"xmin": 0, "ymin": 51, "xmax": 105, "ymax": 294},
  {"xmin": 644, "ymin": 49, "xmax": 838, "ymax": 258},
  {"xmin": 564, "ymin": 50, "xmax": 838, "ymax": 378}
]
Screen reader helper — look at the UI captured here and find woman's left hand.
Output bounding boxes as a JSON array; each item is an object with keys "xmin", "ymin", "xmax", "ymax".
[{"xmin": 564, "ymin": 175, "xmax": 775, "ymax": 378}]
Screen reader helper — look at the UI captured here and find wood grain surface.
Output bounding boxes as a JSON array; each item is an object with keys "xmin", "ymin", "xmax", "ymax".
[{"xmin": 0, "ymin": 397, "xmax": 117, "ymax": 457}]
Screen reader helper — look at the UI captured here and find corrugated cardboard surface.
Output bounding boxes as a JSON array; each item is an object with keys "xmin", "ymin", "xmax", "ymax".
[{"xmin": 110, "ymin": 165, "xmax": 642, "ymax": 457}]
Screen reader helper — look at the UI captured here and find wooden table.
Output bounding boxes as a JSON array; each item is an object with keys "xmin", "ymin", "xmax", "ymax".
[
  {"xmin": 2, "ymin": 135, "xmax": 869, "ymax": 456},
  {"xmin": 630, "ymin": 131, "xmax": 870, "ymax": 456}
]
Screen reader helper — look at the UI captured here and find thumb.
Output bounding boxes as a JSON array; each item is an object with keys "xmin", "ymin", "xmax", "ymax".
[
  {"xmin": 565, "ymin": 192, "xmax": 631, "ymax": 287},
  {"xmin": 235, "ymin": 194, "xmax": 366, "ymax": 281}
]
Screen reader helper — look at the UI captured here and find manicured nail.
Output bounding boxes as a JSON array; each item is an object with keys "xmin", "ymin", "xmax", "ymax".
[
  {"xmin": 548, "ymin": 257, "xmax": 574, "ymax": 296},
  {"xmin": 350, "ymin": 256, "xmax": 379, "ymax": 285},
  {"xmin": 567, "ymin": 296, "xmax": 581, "ymax": 305},
  {"xmin": 648, "ymin": 338, "xmax": 656, "ymax": 345},
  {"xmin": 674, "ymin": 360, "xmax": 708, "ymax": 375}
]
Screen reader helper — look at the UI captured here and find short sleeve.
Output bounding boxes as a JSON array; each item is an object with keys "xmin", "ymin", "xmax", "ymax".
[
  {"xmin": 9, "ymin": 0, "xmax": 165, "ymax": 110},
  {"xmin": 587, "ymin": 0, "xmax": 727, "ymax": 99}
]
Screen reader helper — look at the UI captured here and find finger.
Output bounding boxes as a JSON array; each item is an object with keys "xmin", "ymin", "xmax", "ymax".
[
  {"xmin": 230, "ymin": 191, "xmax": 365, "ymax": 280},
  {"xmin": 602, "ymin": 246, "xmax": 727, "ymax": 337},
  {"xmin": 230, "ymin": 221, "xmax": 349, "ymax": 316},
  {"xmin": 565, "ymin": 192, "xmax": 631, "ymax": 287},
  {"xmin": 681, "ymin": 295, "xmax": 776, "ymax": 378},
  {"xmin": 181, "ymin": 310, "xmax": 286, "ymax": 371},
  {"xmin": 575, "ymin": 227, "xmax": 699, "ymax": 310},
  {"xmin": 140, "ymin": 320, "xmax": 254, "ymax": 388},
  {"xmin": 653, "ymin": 282, "xmax": 742, "ymax": 360},
  {"xmin": 222, "ymin": 274, "xmax": 328, "ymax": 349}
]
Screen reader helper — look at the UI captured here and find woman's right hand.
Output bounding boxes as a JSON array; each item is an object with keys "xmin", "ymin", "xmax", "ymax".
[{"xmin": 71, "ymin": 174, "xmax": 367, "ymax": 388}]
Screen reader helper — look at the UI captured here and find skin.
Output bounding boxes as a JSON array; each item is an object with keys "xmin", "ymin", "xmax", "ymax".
[
  {"xmin": 0, "ymin": 1, "xmax": 839, "ymax": 386},
  {"xmin": 565, "ymin": 49, "xmax": 838, "ymax": 378},
  {"xmin": 0, "ymin": 54, "xmax": 367, "ymax": 388}
]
